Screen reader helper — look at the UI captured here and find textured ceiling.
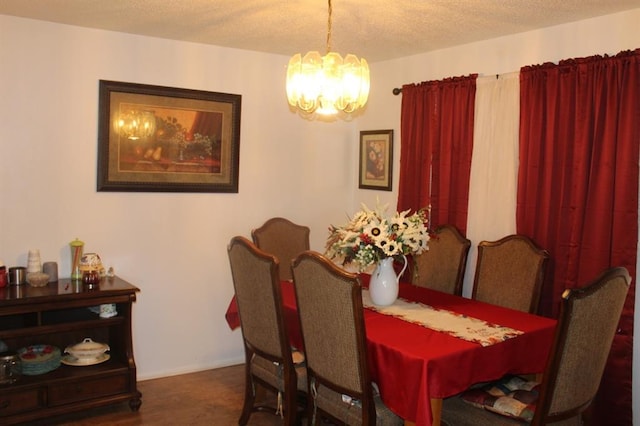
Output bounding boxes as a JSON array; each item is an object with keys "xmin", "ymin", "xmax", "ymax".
[{"xmin": 0, "ymin": 0, "xmax": 638, "ymax": 62}]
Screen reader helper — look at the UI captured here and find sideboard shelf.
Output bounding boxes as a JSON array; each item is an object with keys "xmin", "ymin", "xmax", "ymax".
[{"xmin": 0, "ymin": 276, "xmax": 141, "ymax": 424}]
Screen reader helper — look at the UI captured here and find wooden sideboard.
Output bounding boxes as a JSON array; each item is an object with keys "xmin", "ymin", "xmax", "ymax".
[{"xmin": 0, "ymin": 275, "xmax": 141, "ymax": 424}]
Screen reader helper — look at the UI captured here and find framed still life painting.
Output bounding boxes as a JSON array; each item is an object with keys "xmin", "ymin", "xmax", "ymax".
[
  {"xmin": 97, "ymin": 80, "xmax": 241, "ymax": 193},
  {"xmin": 358, "ymin": 129, "xmax": 393, "ymax": 191}
]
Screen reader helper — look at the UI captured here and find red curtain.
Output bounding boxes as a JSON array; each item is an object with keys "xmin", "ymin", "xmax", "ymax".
[
  {"xmin": 190, "ymin": 111, "xmax": 222, "ymax": 139},
  {"xmin": 518, "ymin": 49, "xmax": 640, "ymax": 425},
  {"xmin": 397, "ymin": 75, "xmax": 476, "ymax": 234}
]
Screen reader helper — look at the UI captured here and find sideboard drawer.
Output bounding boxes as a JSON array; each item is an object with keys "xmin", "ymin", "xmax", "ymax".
[
  {"xmin": 0, "ymin": 387, "xmax": 44, "ymax": 416},
  {"xmin": 48, "ymin": 374, "xmax": 129, "ymax": 406}
]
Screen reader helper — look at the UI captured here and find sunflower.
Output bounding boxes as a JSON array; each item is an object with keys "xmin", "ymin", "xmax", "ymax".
[{"xmin": 325, "ymin": 202, "xmax": 430, "ymax": 271}]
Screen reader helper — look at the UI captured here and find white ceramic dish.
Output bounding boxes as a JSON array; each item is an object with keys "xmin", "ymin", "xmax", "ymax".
[
  {"xmin": 64, "ymin": 338, "xmax": 110, "ymax": 360},
  {"xmin": 61, "ymin": 353, "xmax": 110, "ymax": 366}
]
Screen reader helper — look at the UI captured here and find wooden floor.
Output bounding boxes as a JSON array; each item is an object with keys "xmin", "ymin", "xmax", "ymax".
[{"xmin": 44, "ymin": 364, "xmax": 284, "ymax": 426}]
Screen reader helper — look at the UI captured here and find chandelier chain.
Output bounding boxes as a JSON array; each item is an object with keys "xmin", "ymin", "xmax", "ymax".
[{"xmin": 326, "ymin": 0, "xmax": 332, "ymax": 54}]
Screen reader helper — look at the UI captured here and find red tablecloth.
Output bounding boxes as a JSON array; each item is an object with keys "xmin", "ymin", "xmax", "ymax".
[{"xmin": 225, "ymin": 276, "xmax": 557, "ymax": 426}]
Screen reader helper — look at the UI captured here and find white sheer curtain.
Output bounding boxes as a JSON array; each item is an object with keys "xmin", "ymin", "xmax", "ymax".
[{"xmin": 462, "ymin": 72, "xmax": 520, "ymax": 296}]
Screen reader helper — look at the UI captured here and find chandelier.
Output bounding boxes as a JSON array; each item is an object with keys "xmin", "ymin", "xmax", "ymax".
[
  {"xmin": 114, "ymin": 108, "xmax": 156, "ymax": 141},
  {"xmin": 286, "ymin": 0, "xmax": 370, "ymax": 116}
]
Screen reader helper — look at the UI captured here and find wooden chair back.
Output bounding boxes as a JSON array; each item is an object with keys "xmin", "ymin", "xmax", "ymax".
[
  {"xmin": 411, "ymin": 224, "xmax": 471, "ymax": 295},
  {"xmin": 472, "ymin": 234, "xmax": 549, "ymax": 313},
  {"xmin": 533, "ymin": 266, "xmax": 630, "ymax": 424},
  {"xmin": 251, "ymin": 217, "xmax": 310, "ymax": 281}
]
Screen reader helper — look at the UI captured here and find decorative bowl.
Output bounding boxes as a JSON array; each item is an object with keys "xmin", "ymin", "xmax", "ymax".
[
  {"xmin": 64, "ymin": 338, "xmax": 109, "ymax": 360},
  {"xmin": 26, "ymin": 272, "xmax": 50, "ymax": 287}
]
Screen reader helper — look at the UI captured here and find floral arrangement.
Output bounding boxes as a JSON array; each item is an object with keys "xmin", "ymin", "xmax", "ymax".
[
  {"xmin": 325, "ymin": 202, "xmax": 430, "ymax": 271},
  {"xmin": 155, "ymin": 115, "xmax": 217, "ymax": 160}
]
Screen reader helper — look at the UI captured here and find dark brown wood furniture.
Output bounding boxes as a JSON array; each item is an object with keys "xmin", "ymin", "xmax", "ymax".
[
  {"xmin": 0, "ymin": 275, "xmax": 141, "ymax": 424},
  {"xmin": 228, "ymin": 236, "xmax": 307, "ymax": 425},
  {"xmin": 291, "ymin": 251, "xmax": 403, "ymax": 425}
]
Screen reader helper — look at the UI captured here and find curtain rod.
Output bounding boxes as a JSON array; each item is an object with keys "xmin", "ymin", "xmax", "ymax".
[{"xmin": 393, "ymin": 74, "xmax": 503, "ymax": 95}]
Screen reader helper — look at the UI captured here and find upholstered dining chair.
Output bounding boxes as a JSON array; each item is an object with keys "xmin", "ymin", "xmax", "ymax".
[
  {"xmin": 291, "ymin": 251, "xmax": 404, "ymax": 426},
  {"xmin": 472, "ymin": 234, "xmax": 549, "ymax": 313},
  {"xmin": 411, "ymin": 224, "xmax": 471, "ymax": 295},
  {"xmin": 252, "ymin": 217, "xmax": 311, "ymax": 281},
  {"xmin": 441, "ymin": 266, "xmax": 631, "ymax": 426},
  {"xmin": 227, "ymin": 236, "xmax": 306, "ymax": 426}
]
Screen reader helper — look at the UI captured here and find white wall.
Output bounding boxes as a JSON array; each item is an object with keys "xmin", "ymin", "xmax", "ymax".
[
  {"xmin": 1, "ymin": 7, "xmax": 639, "ymax": 420},
  {"xmin": 0, "ymin": 15, "xmax": 356, "ymax": 378}
]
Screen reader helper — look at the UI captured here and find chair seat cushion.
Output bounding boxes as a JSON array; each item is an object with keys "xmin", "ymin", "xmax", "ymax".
[
  {"xmin": 315, "ymin": 383, "xmax": 403, "ymax": 425},
  {"xmin": 251, "ymin": 351, "xmax": 307, "ymax": 392},
  {"xmin": 460, "ymin": 375, "xmax": 539, "ymax": 422}
]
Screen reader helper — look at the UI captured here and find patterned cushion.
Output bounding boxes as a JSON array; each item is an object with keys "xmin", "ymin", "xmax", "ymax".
[
  {"xmin": 314, "ymin": 382, "xmax": 403, "ymax": 426},
  {"xmin": 460, "ymin": 375, "xmax": 540, "ymax": 422},
  {"xmin": 251, "ymin": 351, "xmax": 307, "ymax": 392}
]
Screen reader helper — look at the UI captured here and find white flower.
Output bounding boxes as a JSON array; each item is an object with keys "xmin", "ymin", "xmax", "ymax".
[{"xmin": 325, "ymin": 202, "xmax": 430, "ymax": 271}]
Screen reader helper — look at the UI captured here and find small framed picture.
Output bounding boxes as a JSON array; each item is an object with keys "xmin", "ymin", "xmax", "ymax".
[{"xmin": 359, "ymin": 129, "xmax": 393, "ymax": 191}]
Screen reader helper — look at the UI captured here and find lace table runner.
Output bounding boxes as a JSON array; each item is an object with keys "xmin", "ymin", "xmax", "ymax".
[{"xmin": 362, "ymin": 290, "xmax": 523, "ymax": 346}]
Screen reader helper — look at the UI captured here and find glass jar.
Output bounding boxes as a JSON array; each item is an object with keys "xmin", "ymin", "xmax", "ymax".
[{"xmin": 82, "ymin": 270, "xmax": 100, "ymax": 287}]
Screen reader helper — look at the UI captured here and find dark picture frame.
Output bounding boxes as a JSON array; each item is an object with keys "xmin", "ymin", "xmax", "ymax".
[
  {"xmin": 358, "ymin": 129, "xmax": 393, "ymax": 191},
  {"xmin": 97, "ymin": 80, "xmax": 241, "ymax": 193}
]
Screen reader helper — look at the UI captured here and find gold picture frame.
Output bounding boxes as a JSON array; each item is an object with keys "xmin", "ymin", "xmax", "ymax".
[
  {"xmin": 359, "ymin": 129, "xmax": 393, "ymax": 191},
  {"xmin": 97, "ymin": 80, "xmax": 241, "ymax": 193}
]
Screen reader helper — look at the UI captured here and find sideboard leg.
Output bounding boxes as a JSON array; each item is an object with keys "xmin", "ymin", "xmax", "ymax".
[{"xmin": 129, "ymin": 392, "xmax": 143, "ymax": 412}]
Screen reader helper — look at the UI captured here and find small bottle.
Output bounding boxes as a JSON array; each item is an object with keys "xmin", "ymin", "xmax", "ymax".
[{"xmin": 70, "ymin": 239, "xmax": 85, "ymax": 281}]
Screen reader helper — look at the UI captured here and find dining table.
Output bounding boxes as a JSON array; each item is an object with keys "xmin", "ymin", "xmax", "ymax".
[{"xmin": 225, "ymin": 275, "xmax": 557, "ymax": 426}]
